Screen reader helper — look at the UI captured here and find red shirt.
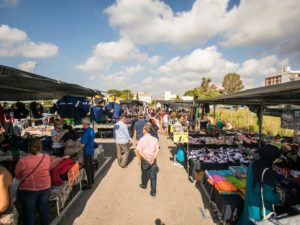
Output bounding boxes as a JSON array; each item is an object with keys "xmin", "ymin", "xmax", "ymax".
[{"xmin": 15, "ymin": 153, "xmax": 51, "ymax": 191}]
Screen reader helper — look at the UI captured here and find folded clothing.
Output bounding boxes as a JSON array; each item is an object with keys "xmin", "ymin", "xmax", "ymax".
[
  {"xmin": 215, "ymin": 181, "xmax": 238, "ymax": 194},
  {"xmin": 205, "ymin": 170, "xmax": 220, "ymax": 177},
  {"xmin": 225, "ymin": 176, "xmax": 246, "ymax": 189},
  {"xmin": 208, "ymin": 175, "xmax": 226, "ymax": 185},
  {"xmin": 218, "ymin": 170, "xmax": 233, "ymax": 177},
  {"xmin": 229, "ymin": 166, "xmax": 247, "ymax": 178}
]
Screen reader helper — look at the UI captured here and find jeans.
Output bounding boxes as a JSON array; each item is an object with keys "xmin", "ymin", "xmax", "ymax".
[
  {"xmin": 19, "ymin": 188, "xmax": 50, "ymax": 225},
  {"xmin": 141, "ymin": 158, "xmax": 158, "ymax": 194},
  {"xmin": 84, "ymin": 153, "xmax": 94, "ymax": 186}
]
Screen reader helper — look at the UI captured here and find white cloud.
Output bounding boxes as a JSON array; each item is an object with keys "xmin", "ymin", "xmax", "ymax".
[
  {"xmin": 0, "ymin": 0, "xmax": 18, "ymax": 7},
  {"xmin": 155, "ymin": 46, "xmax": 288, "ymax": 94},
  {"xmin": 105, "ymin": 0, "xmax": 228, "ymax": 46},
  {"xmin": 148, "ymin": 55, "xmax": 161, "ymax": 65},
  {"xmin": 105, "ymin": 0, "xmax": 300, "ymax": 48},
  {"xmin": 17, "ymin": 61, "xmax": 37, "ymax": 72},
  {"xmin": 0, "ymin": 24, "xmax": 27, "ymax": 45},
  {"xmin": 159, "ymin": 46, "xmax": 239, "ymax": 81},
  {"xmin": 87, "ymin": 75, "xmax": 96, "ymax": 81},
  {"xmin": 76, "ymin": 39, "xmax": 147, "ymax": 72},
  {"xmin": 99, "ymin": 64, "xmax": 144, "ymax": 89},
  {"xmin": 222, "ymin": 0, "xmax": 300, "ymax": 47},
  {"xmin": 0, "ymin": 25, "xmax": 59, "ymax": 58},
  {"xmin": 237, "ymin": 55, "xmax": 289, "ymax": 78}
]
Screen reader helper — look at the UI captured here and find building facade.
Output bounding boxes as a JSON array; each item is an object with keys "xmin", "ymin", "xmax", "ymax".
[{"xmin": 265, "ymin": 66, "xmax": 300, "ymax": 86}]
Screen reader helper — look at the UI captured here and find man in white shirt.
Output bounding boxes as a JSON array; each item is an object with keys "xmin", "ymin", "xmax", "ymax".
[{"xmin": 113, "ymin": 115, "xmax": 132, "ymax": 168}]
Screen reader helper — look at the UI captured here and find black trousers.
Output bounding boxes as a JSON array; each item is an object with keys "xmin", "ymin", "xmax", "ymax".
[
  {"xmin": 141, "ymin": 158, "xmax": 158, "ymax": 194},
  {"xmin": 84, "ymin": 153, "xmax": 94, "ymax": 186}
]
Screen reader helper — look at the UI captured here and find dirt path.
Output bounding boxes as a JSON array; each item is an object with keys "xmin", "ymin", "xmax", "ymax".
[{"xmin": 62, "ymin": 135, "xmax": 215, "ymax": 225}]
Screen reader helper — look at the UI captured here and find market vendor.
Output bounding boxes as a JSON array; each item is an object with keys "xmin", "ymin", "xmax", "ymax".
[
  {"xmin": 271, "ymin": 134, "xmax": 282, "ymax": 150},
  {"xmin": 63, "ymin": 125, "xmax": 83, "ymax": 165},
  {"xmin": 51, "ymin": 119, "xmax": 68, "ymax": 157},
  {"xmin": 238, "ymin": 145, "xmax": 283, "ymax": 225}
]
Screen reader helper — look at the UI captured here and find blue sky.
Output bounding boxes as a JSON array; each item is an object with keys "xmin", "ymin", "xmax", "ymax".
[{"xmin": 1, "ymin": 0, "xmax": 300, "ymax": 96}]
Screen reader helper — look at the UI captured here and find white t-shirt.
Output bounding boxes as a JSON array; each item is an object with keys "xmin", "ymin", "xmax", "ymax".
[{"xmin": 163, "ymin": 114, "xmax": 168, "ymax": 123}]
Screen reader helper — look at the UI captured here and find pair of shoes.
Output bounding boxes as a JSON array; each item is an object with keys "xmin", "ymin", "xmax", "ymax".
[
  {"xmin": 150, "ymin": 192, "xmax": 156, "ymax": 198},
  {"xmin": 82, "ymin": 185, "xmax": 93, "ymax": 191},
  {"xmin": 121, "ymin": 165, "xmax": 127, "ymax": 168},
  {"xmin": 173, "ymin": 161, "xmax": 183, "ymax": 168},
  {"xmin": 140, "ymin": 184, "xmax": 147, "ymax": 190}
]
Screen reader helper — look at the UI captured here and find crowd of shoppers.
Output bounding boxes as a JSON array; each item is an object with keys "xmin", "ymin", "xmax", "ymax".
[{"xmin": 113, "ymin": 108, "xmax": 189, "ymax": 198}]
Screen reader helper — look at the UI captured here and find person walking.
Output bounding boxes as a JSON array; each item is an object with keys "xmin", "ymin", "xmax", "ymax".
[
  {"xmin": 113, "ymin": 115, "xmax": 132, "ymax": 168},
  {"xmin": 137, "ymin": 124, "xmax": 160, "ymax": 198},
  {"xmin": 16, "ymin": 138, "xmax": 51, "ymax": 225},
  {"xmin": 80, "ymin": 117, "xmax": 95, "ymax": 189},
  {"xmin": 133, "ymin": 114, "xmax": 146, "ymax": 145}
]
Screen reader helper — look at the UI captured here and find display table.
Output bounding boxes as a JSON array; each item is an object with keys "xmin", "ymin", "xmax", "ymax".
[
  {"xmin": 49, "ymin": 168, "xmax": 87, "ymax": 222},
  {"xmin": 189, "ymin": 159, "xmax": 248, "ymax": 181},
  {"xmin": 199, "ymin": 173, "xmax": 244, "ymax": 224}
]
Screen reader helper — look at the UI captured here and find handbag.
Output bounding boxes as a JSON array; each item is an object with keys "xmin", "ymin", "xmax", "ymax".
[
  {"xmin": 176, "ymin": 147, "xmax": 185, "ymax": 163},
  {"xmin": 261, "ymin": 168, "xmax": 276, "ymax": 220}
]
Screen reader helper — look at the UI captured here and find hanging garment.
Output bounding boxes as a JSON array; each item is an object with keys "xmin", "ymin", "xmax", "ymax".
[{"xmin": 50, "ymin": 158, "xmax": 75, "ymax": 186}]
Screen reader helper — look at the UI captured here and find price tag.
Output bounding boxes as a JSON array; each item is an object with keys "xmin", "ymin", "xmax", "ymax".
[
  {"xmin": 170, "ymin": 125, "xmax": 174, "ymax": 133},
  {"xmin": 68, "ymin": 163, "xmax": 80, "ymax": 186},
  {"xmin": 43, "ymin": 100, "xmax": 53, "ymax": 108},
  {"xmin": 173, "ymin": 132, "xmax": 189, "ymax": 143}
]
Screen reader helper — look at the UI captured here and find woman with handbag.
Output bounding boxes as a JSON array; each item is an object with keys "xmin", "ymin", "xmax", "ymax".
[
  {"xmin": 238, "ymin": 145, "xmax": 282, "ymax": 225},
  {"xmin": 15, "ymin": 138, "xmax": 51, "ymax": 225}
]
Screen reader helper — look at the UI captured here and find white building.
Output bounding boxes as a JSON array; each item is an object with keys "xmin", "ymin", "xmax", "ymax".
[
  {"xmin": 265, "ymin": 66, "xmax": 300, "ymax": 86},
  {"xmin": 164, "ymin": 91, "xmax": 177, "ymax": 100},
  {"xmin": 181, "ymin": 96, "xmax": 194, "ymax": 101},
  {"xmin": 134, "ymin": 92, "xmax": 152, "ymax": 103}
]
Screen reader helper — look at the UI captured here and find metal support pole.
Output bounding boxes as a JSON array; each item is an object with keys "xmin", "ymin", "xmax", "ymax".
[
  {"xmin": 213, "ymin": 104, "xmax": 216, "ymax": 137},
  {"xmin": 259, "ymin": 104, "xmax": 264, "ymax": 149}
]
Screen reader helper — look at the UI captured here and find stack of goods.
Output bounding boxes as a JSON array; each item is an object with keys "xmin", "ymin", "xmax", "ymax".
[
  {"xmin": 188, "ymin": 147, "xmax": 251, "ymax": 164},
  {"xmin": 53, "ymin": 96, "xmax": 90, "ymax": 124},
  {"xmin": 189, "ymin": 136, "xmax": 235, "ymax": 146},
  {"xmin": 205, "ymin": 168, "xmax": 247, "ymax": 196},
  {"xmin": 189, "ymin": 132, "xmax": 259, "ymax": 147},
  {"xmin": 25, "ymin": 125, "xmax": 53, "ymax": 137},
  {"xmin": 235, "ymin": 133, "xmax": 259, "ymax": 146}
]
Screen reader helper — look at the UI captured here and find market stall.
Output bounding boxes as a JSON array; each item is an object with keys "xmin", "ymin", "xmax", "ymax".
[
  {"xmin": 192, "ymin": 81, "xmax": 300, "ymax": 224},
  {"xmin": 0, "ymin": 65, "xmax": 104, "ymax": 224}
]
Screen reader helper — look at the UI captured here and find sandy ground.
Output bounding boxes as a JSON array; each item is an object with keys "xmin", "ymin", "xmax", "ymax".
[{"xmin": 61, "ymin": 135, "xmax": 216, "ymax": 225}]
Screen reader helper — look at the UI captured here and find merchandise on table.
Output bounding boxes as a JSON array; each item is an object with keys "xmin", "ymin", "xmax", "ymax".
[
  {"xmin": 188, "ymin": 147, "xmax": 251, "ymax": 164},
  {"xmin": 25, "ymin": 125, "xmax": 53, "ymax": 137}
]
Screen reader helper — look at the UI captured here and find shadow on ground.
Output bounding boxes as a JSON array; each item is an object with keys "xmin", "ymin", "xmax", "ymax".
[
  {"xmin": 195, "ymin": 182, "xmax": 223, "ymax": 225},
  {"xmin": 59, "ymin": 140, "xmax": 117, "ymax": 225}
]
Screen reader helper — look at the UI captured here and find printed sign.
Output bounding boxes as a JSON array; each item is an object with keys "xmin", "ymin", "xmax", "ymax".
[
  {"xmin": 173, "ymin": 132, "xmax": 189, "ymax": 143},
  {"xmin": 68, "ymin": 163, "xmax": 80, "ymax": 186},
  {"xmin": 170, "ymin": 125, "xmax": 174, "ymax": 133},
  {"xmin": 43, "ymin": 100, "xmax": 53, "ymax": 108}
]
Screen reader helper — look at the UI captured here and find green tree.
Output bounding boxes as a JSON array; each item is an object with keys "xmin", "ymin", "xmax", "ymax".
[
  {"xmin": 176, "ymin": 95, "xmax": 181, "ymax": 100},
  {"xmin": 184, "ymin": 77, "xmax": 221, "ymax": 99},
  {"xmin": 107, "ymin": 89, "xmax": 133, "ymax": 100},
  {"xmin": 222, "ymin": 73, "xmax": 244, "ymax": 94}
]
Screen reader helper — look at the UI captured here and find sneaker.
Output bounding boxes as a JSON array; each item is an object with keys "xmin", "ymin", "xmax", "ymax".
[
  {"xmin": 140, "ymin": 184, "xmax": 147, "ymax": 190},
  {"xmin": 150, "ymin": 192, "xmax": 156, "ymax": 198}
]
